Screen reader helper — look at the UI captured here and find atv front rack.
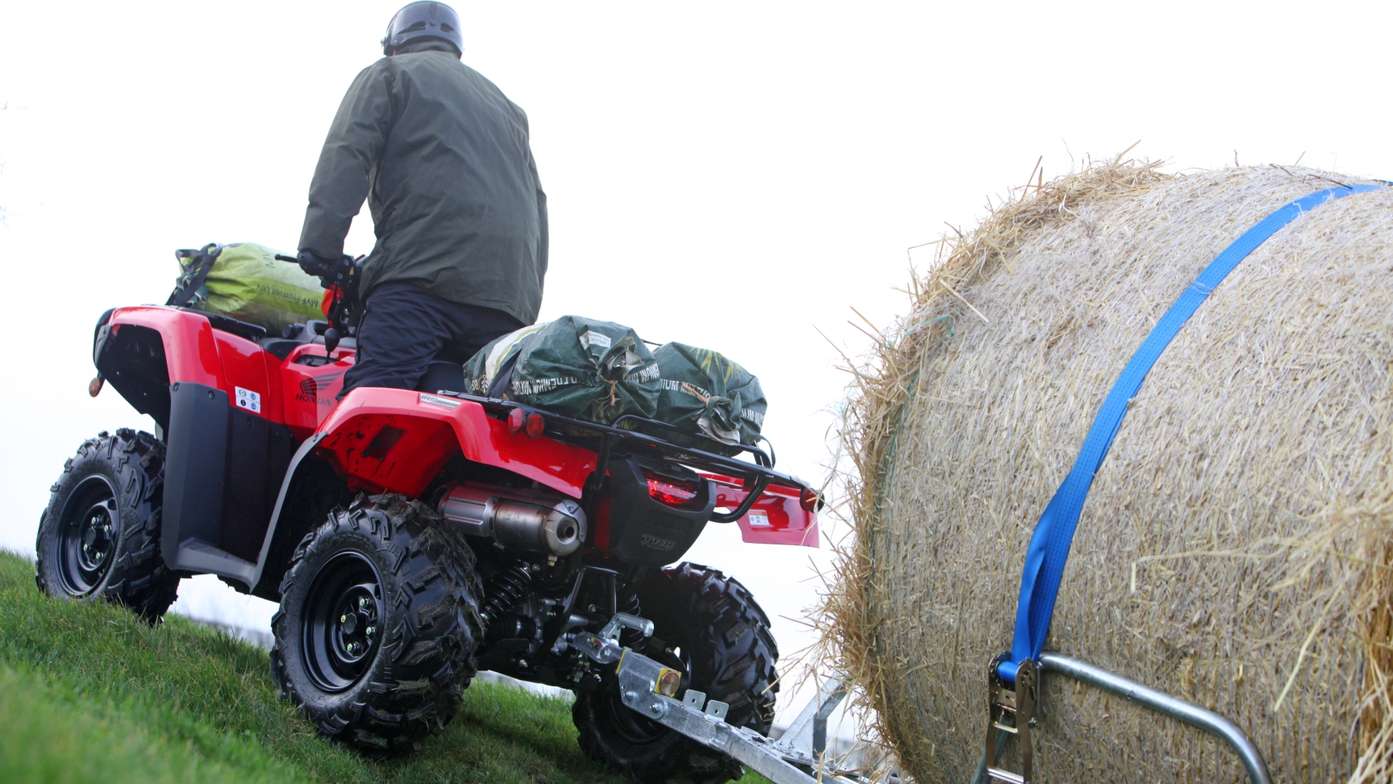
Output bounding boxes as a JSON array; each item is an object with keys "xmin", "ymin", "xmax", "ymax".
[{"xmin": 563, "ymin": 614, "xmax": 876, "ymax": 784}]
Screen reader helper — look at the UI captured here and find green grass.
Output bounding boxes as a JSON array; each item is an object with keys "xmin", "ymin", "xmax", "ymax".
[{"xmin": 0, "ymin": 551, "xmax": 767, "ymax": 783}]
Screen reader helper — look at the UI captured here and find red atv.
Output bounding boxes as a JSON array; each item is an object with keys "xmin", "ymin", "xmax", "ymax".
[{"xmin": 35, "ymin": 254, "xmax": 819, "ymax": 782}]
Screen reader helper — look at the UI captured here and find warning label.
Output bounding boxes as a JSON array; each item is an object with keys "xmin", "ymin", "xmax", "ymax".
[{"xmin": 234, "ymin": 386, "xmax": 262, "ymax": 414}]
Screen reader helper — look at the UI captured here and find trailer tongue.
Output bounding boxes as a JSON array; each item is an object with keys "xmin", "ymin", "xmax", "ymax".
[{"xmin": 562, "ymin": 613, "xmax": 874, "ymax": 784}]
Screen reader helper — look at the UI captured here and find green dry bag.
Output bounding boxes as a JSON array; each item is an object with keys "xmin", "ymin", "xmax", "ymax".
[
  {"xmin": 168, "ymin": 243, "xmax": 323, "ymax": 334},
  {"xmin": 652, "ymin": 342, "xmax": 766, "ymax": 454},
  {"xmin": 463, "ymin": 316, "xmax": 661, "ymax": 423}
]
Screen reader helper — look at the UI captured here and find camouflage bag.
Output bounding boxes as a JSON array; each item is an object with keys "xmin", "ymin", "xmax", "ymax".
[
  {"xmin": 652, "ymin": 342, "xmax": 766, "ymax": 454},
  {"xmin": 463, "ymin": 316, "xmax": 660, "ymax": 423}
]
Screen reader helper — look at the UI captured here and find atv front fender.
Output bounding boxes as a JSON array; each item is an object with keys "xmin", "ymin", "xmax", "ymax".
[{"xmin": 94, "ymin": 306, "xmax": 257, "ymax": 427}]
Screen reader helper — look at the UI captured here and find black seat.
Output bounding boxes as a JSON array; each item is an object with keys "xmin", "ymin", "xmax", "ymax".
[
  {"xmin": 418, "ymin": 361, "xmax": 467, "ymax": 394},
  {"xmin": 261, "ymin": 322, "xmax": 358, "ymax": 360}
]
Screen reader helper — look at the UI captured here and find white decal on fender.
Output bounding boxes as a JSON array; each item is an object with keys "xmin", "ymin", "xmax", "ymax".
[
  {"xmin": 419, "ymin": 393, "xmax": 462, "ymax": 409},
  {"xmin": 234, "ymin": 387, "xmax": 262, "ymax": 414}
]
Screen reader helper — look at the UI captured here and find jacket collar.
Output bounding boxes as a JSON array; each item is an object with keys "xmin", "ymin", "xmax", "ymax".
[{"xmin": 392, "ymin": 40, "xmax": 459, "ymax": 56}]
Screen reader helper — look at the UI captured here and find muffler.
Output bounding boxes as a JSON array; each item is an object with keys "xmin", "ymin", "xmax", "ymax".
[{"xmin": 438, "ymin": 483, "xmax": 587, "ymax": 556}]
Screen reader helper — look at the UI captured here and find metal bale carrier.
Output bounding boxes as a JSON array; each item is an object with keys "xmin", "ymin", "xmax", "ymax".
[{"xmin": 562, "ymin": 614, "xmax": 876, "ymax": 784}]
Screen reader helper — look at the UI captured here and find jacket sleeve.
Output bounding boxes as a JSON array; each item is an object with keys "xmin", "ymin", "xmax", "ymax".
[
  {"xmin": 298, "ymin": 62, "xmax": 396, "ymax": 259},
  {"xmin": 519, "ymin": 109, "xmax": 548, "ymax": 283},
  {"xmin": 530, "ymin": 150, "xmax": 548, "ymax": 282}
]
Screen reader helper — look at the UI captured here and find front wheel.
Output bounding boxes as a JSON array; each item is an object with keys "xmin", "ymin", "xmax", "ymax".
[
  {"xmin": 270, "ymin": 494, "xmax": 484, "ymax": 754},
  {"xmin": 573, "ymin": 563, "xmax": 780, "ymax": 783},
  {"xmin": 35, "ymin": 429, "xmax": 180, "ymax": 622}
]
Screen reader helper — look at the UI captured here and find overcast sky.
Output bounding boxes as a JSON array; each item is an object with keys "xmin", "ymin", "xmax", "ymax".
[{"xmin": 3, "ymin": 0, "xmax": 1392, "ymax": 736}]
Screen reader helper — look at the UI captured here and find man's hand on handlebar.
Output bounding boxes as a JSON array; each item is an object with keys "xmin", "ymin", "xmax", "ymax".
[
  {"xmin": 294, "ymin": 249, "xmax": 339, "ymax": 279},
  {"xmin": 275, "ymin": 249, "xmax": 362, "ymax": 351},
  {"xmin": 276, "ymin": 250, "xmax": 358, "ymax": 289}
]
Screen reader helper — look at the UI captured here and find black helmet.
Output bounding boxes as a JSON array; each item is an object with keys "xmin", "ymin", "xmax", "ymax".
[{"xmin": 382, "ymin": 2, "xmax": 463, "ymax": 56}]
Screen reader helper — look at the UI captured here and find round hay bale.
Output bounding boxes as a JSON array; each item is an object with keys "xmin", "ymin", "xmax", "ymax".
[{"xmin": 826, "ymin": 162, "xmax": 1393, "ymax": 782}]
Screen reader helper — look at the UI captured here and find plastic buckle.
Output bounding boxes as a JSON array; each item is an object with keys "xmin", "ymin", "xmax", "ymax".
[{"xmin": 985, "ymin": 654, "xmax": 1038, "ymax": 784}]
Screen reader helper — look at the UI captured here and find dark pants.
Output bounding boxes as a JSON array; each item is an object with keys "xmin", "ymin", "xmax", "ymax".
[{"xmin": 341, "ymin": 282, "xmax": 523, "ymax": 396}]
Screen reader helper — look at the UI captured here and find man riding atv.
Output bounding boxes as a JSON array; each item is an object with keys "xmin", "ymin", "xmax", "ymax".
[
  {"xmin": 298, "ymin": 0, "xmax": 547, "ymax": 395},
  {"xmin": 30, "ymin": 5, "xmax": 829, "ymax": 783}
]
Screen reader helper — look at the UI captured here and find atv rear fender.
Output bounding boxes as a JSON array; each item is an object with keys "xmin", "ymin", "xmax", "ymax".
[
  {"xmin": 300, "ymin": 387, "xmax": 602, "ymax": 500},
  {"xmin": 247, "ymin": 388, "xmax": 603, "ymax": 595},
  {"xmin": 255, "ymin": 389, "xmax": 819, "ymax": 593}
]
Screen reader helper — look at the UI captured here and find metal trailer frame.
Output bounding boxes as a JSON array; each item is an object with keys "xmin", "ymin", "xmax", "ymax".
[
  {"xmin": 563, "ymin": 614, "xmax": 881, "ymax": 784},
  {"xmin": 565, "ymin": 614, "xmax": 1271, "ymax": 783},
  {"xmin": 983, "ymin": 652, "xmax": 1272, "ymax": 784},
  {"xmin": 778, "ymin": 674, "xmax": 850, "ymax": 764}
]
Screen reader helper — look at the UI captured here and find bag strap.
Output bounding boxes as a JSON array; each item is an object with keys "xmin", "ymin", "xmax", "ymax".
[
  {"xmin": 166, "ymin": 243, "xmax": 223, "ymax": 307},
  {"xmin": 486, "ymin": 350, "xmax": 523, "ymax": 398}
]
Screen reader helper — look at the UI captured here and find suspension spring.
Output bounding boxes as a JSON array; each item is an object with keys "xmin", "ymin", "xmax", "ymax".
[
  {"xmin": 619, "ymin": 589, "xmax": 646, "ymax": 648},
  {"xmin": 480, "ymin": 564, "xmax": 533, "ymax": 632}
]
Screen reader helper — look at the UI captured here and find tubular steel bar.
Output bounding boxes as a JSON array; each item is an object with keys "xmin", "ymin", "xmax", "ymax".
[
  {"xmin": 776, "ymin": 675, "xmax": 849, "ymax": 760},
  {"xmin": 1037, "ymin": 653, "xmax": 1272, "ymax": 784},
  {"xmin": 812, "ymin": 680, "xmax": 848, "ymax": 757}
]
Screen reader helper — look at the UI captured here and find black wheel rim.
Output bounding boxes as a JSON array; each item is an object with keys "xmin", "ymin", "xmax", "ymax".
[
  {"xmin": 603, "ymin": 638, "xmax": 692, "ymax": 744},
  {"xmin": 301, "ymin": 551, "xmax": 385, "ymax": 694},
  {"xmin": 56, "ymin": 475, "xmax": 121, "ymax": 596}
]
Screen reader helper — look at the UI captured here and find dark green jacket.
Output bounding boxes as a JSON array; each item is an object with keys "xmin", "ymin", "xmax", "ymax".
[{"xmin": 299, "ymin": 46, "xmax": 547, "ymax": 323}]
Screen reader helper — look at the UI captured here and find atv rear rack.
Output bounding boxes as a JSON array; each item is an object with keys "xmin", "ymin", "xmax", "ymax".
[{"xmin": 437, "ymin": 392, "xmax": 821, "ymax": 525}]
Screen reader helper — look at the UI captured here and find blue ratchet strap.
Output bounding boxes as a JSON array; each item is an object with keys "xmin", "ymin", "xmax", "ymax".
[{"xmin": 997, "ymin": 182, "xmax": 1386, "ymax": 685}]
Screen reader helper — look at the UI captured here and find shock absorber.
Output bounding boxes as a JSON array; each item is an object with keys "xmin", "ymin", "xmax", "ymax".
[
  {"xmin": 619, "ymin": 589, "xmax": 646, "ymax": 648},
  {"xmin": 480, "ymin": 563, "xmax": 533, "ymax": 633}
]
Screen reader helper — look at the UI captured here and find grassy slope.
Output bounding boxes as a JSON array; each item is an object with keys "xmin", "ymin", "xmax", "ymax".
[{"xmin": 0, "ymin": 552, "xmax": 765, "ymax": 784}]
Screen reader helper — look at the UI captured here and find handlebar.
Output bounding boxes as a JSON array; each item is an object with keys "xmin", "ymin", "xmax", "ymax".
[
  {"xmin": 277, "ymin": 251, "xmax": 361, "ymax": 353},
  {"xmin": 276, "ymin": 252, "xmax": 359, "ymax": 289}
]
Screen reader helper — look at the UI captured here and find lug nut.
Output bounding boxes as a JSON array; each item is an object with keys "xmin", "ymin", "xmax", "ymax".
[
  {"xmin": 340, "ymin": 614, "xmax": 349, "ymax": 623},
  {"xmin": 365, "ymin": 625, "xmax": 375, "ymax": 637},
  {"xmin": 358, "ymin": 596, "xmax": 369, "ymax": 610}
]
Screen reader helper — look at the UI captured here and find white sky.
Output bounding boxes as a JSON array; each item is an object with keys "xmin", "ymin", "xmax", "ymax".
[{"xmin": 2, "ymin": 0, "xmax": 1392, "ymax": 738}]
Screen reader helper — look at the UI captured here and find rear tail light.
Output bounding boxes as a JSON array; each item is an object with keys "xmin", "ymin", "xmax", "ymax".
[
  {"xmin": 506, "ymin": 408, "xmax": 546, "ymax": 438},
  {"xmin": 646, "ymin": 474, "xmax": 700, "ymax": 507},
  {"xmin": 526, "ymin": 412, "xmax": 545, "ymax": 438},
  {"xmin": 799, "ymin": 487, "xmax": 821, "ymax": 513}
]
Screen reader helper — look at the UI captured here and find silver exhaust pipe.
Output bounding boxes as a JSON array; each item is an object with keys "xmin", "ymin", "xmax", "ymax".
[{"xmin": 438, "ymin": 483, "xmax": 588, "ymax": 557}]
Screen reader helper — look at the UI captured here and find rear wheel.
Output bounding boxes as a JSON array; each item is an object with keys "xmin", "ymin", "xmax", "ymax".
[
  {"xmin": 271, "ymin": 494, "xmax": 484, "ymax": 754},
  {"xmin": 573, "ymin": 562, "xmax": 779, "ymax": 783},
  {"xmin": 35, "ymin": 429, "xmax": 180, "ymax": 622}
]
